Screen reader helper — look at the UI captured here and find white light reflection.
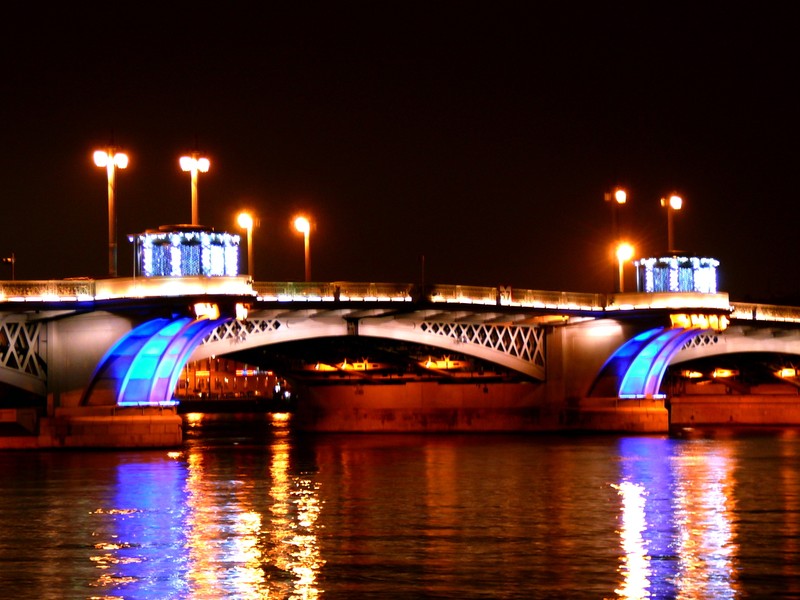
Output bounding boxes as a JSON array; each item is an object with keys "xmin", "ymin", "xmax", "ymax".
[
  {"xmin": 673, "ymin": 448, "xmax": 738, "ymax": 599},
  {"xmin": 184, "ymin": 451, "xmax": 223, "ymax": 596},
  {"xmin": 227, "ymin": 509, "xmax": 268, "ymax": 593},
  {"xmin": 613, "ymin": 481, "xmax": 651, "ymax": 598},
  {"xmin": 269, "ymin": 422, "xmax": 325, "ymax": 598}
]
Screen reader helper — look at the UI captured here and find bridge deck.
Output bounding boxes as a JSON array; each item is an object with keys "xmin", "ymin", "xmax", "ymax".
[{"xmin": 3, "ymin": 277, "xmax": 786, "ymax": 321}]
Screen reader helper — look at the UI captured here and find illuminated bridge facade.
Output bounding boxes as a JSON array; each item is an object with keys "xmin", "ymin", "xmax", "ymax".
[{"xmin": 2, "ymin": 277, "xmax": 800, "ymax": 443}]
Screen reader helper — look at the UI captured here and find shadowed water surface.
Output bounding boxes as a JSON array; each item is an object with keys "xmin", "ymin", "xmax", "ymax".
[{"xmin": 1, "ymin": 415, "xmax": 800, "ymax": 599}]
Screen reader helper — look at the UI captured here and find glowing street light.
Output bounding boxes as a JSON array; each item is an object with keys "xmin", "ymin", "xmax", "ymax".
[
  {"xmin": 237, "ymin": 212, "xmax": 255, "ymax": 278},
  {"xmin": 180, "ymin": 152, "xmax": 210, "ymax": 225},
  {"xmin": 93, "ymin": 147, "xmax": 129, "ymax": 277},
  {"xmin": 660, "ymin": 194, "xmax": 683, "ymax": 254},
  {"xmin": 604, "ymin": 188, "xmax": 628, "ymax": 291},
  {"xmin": 604, "ymin": 187, "xmax": 627, "ymax": 239},
  {"xmin": 605, "ymin": 187, "xmax": 627, "ymax": 206},
  {"xmin": 616, "ymin": 242, "xmax": 634, "ymax": 293},
  {"xmin": 294, "ymin": 216, "xmax": 311, "ymax": 282}
]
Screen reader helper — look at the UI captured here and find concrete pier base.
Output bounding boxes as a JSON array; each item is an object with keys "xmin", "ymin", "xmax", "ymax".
[
  {"xmin": 295, "ymin": 380, "xmax": 558, "ymax": 432},
  {"xmin": 0, "ymin": 406, "xmax": 183, "ymax": 449},
  {"xmin": 670, "ymin": 393, "xmax": 800, "ymax": 432},
  {"xmin": 565, "ymin": 398, "xmax": 669, "ymax": 433},
  {"xmin": 294, "ymin": 381, "xmax": 670, "ymax": 433}
]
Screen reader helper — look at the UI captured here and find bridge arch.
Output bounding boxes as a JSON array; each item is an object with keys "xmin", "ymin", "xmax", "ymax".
[
  {"xmin": 590, "ymin": 327, "xmax": 712, "ymax": 398},
  {"xmin": 191, "ymin": 315, "xmax": 547, "ymax": 380},
  {"xmin": 670, "ymin": 327, "xmax": 800, "ymax": 364},
  {"xmin": 81, "ymin": 316, "xmax": 229, "ymax": 406}
]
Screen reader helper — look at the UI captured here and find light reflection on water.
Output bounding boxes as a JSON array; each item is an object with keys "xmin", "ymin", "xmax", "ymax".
[
  {"xmin": 3, "ymin": 420, "xmax": 800, "ymax": 598},
  {"xmin": 86, "ymin": 413, "xmax": 324, "ymax": 599},
  {"xmin": 614, "ymin": 438, "xmax": 738, "ymax": 599}
]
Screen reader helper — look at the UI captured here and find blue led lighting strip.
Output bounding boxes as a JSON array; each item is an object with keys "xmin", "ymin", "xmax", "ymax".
[
  {"xmin": 118, "ymin": 317, "xmax": 231, "ymax": 406},
  {"xmin": 156, "ymin": 317, "xmax": 228, "ymax": 404},
  {"xmin": 83, "ymin": 316, "xmax": 232, "ymax": 407},
  {"xmin": 588, "ymin": 328, "xmax": 666, "ymax": 397},
  {"xmin": 641, "ymin": 329, "xmax": 706, "ymax": 397},
  {"xmin": 81, "ymin": 318, "xmax": 173, "ymax": 406},
  {"xmin": 118, "ymin": 318, "xmax": 193, "ymax": 405},
  {"xmin": 618, "ymin": 328, "xmax": 709, "ymax": 398}
]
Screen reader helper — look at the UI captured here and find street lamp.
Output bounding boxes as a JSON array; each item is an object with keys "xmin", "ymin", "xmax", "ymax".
[
  {"xmin": 93, "ymin": 147, "xmax": 129, "ymax": 277},
  {"xmin": 604, "ymin": 187, "xmax": 627, "ymax": 239},
  {"xmin": 604, "ymin": 188, "xmax": 627, "ymax": 291},
  {"xmin": 294, "ymin": 216, "xmax": 311, "ymax": 282},
  {"xmin": 660, "ymin": 194, "xmax": 683, "ymax": 254},
  {"xmin": 616, "ymin": 242, "xmax": 634, "ymax": 293},
  {"xmin": 180, "ymin": 152, "xmax": 210, "ymax": 225},
  {"xmin": 237, "ymin": 212, "xmax": 254, "ymax": 278}
]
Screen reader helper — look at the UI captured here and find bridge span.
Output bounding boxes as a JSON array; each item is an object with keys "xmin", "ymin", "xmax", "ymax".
[{"xmin": 2, "ymin": 277, "xmax": 800, "ymax": 447}]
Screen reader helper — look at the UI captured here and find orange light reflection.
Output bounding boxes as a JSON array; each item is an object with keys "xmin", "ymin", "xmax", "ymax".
[{"xmin": 673, "ymin": 448, "xmax": 739, "ymax": 598}]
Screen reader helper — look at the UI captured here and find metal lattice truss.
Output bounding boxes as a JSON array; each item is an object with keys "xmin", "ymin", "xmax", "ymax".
[
  {"xmin": 203, "ymin": 318, "xmax": 283, "ymax": 345},
  {"xmin": 674, "ymin": 325, "xmax": 800, "ymax": 364},
  {"xmin": 193, "ymin": 315, "xmax": 351, "ymax": 361},
  {"xmin": 418, "ymin": 321, "xmax": 545, "ymax": 378},
  {"xmin": 0, "ymin": 319, "xmax": 46, "ymax": 392},
  {"xmin": 682, "ymin": 332, "xmax": 720, "ymax": 350},
  {"xmin": 0, "ymin": 320, "xmax": 44, "ymax": 377}
]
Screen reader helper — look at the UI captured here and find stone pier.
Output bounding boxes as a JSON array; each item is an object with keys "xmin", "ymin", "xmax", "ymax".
[
  {"xmin": 294, "ymin": 380, "xmax": 669, "ymax": 434},
  {"xmin": 0, "ymin": 406, "xmax": 182, "ymax": 450}
]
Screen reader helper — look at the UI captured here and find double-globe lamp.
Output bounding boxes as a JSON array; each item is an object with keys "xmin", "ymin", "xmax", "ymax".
[
  {"xmin": 660, "ymin": 194, "xmax": 683, "ymax": 254},
  {"xmin": 605, "ymin": 187, "xmax": 628, "ymax": 292},
  {"xmin": 93, "ymin": 148, "xmax": 129, "ymax": 278},
  {"xmin": 604, "ymin": 187, "xmax": 627, "ymax": 240},
  {"xmin": 180, "ymin": 152, "xmax": 210, "ymax": 226}
]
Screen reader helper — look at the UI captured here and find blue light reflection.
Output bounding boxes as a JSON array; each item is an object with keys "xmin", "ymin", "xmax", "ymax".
[
  {"xmin": 91, "ymin": 455, "xmax": 191, "ymax": 597},
  {"xmin": 89, "ymin": 416, "xmax": 323, "ymax": 598},
  {"xmin": 615, "ymin": 437, "xmax": 739, "ymax": 599}
]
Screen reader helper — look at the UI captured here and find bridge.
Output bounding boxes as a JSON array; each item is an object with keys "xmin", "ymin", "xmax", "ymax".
[{"xmin": 3, "ymin": 276, "xmax": 800, "ymax": 448}]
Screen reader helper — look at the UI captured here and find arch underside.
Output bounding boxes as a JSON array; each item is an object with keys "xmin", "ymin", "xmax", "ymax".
[
  {"xmin": 195, "ymin": 317, "xmax": 547, "ymax": 380},
  {"xmin": 79, "ymin": 315, "xmax": 546, "ymax": 409},
  {"xmin": 0, "ymin": 367, "xmax": 46, "ymax": 396},
  {"xmin": 671, "ymin": 329, "xmax": 800, "ymax": 363},
  {"xmin": 591, "ymin": 327, "xmax": 711, "ymax": 399},
  {"xmin": 82, "ymin": 316, "xmax": 229, "ymax": 406}
]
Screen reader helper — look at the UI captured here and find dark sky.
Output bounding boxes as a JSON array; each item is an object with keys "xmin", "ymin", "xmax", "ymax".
[{"xmin": 1, "ymin": 4, "xmax": 796, "ymax": 301}]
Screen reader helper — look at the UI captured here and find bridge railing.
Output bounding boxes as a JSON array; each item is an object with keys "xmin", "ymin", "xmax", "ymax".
[
  {"xmin": 730, "ymin": 302, "xmax": 800, "ymax": 323},
  {"xmin": 0, "ymin": 279, "xmax": 95, "ymax": 301},
  {"xmin": 429, "ymin": 284, "xmax": 606, "ymax": 310},
  {"xmin": 253, "ymin": 281, "xmax": 414, "ymax": 302},
  {"xmin": 251, "ymin": 282, "xmax": 608, "ymax": 309},
  {"xmin": 5, "ymin": 277, "xmax": 800, "ymax": 325}
]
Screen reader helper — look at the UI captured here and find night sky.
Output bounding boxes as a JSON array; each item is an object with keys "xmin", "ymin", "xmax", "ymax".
[{"xmin": 1, "ymin": 5, "xmax": 797, "ymax": 301}]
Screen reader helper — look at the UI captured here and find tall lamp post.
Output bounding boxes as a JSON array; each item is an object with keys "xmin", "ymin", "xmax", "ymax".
[
  {"xmin": 237, "ymin": 212, "xmax": 254, "ymax": 278},
  {"xmin": 616, "ymin": 242, "xmax": 634, "ymax": 293},
  {"xmin": 660, "ymin": 194, "xmax": 683, "ymax": 254},
  {"xmin": 294, "ymin": 216, "xmax": 311, "ymax": 282},
  {"xmin": 605, "ymin": 188, "xmax": 627, "ymax": 291},
  {"xmin": 93, "ymin": 147, "xmax": 129, "ymax": 278},
  {"xmin": 604, "ymin": 187, "xmax": 627, "ymax": 240},
  {"xmin": 180, "ymin": 152, "xmax": 210, "ymax": 226}
]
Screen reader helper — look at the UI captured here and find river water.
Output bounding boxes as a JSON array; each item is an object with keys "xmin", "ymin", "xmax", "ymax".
[{"xmin": 1, "ymin": 414, "xmax": 799, "ymax": 599}]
